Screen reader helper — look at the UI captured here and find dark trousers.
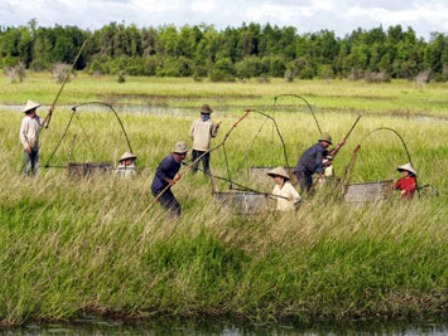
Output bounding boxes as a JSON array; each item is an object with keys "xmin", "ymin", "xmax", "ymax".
[
  {"xmin": 22, "ymin": 150, "xmax": 39, "ymax": 176},
  {"xmin": 295, "ymin": 170, "xmax": 313, "ymax": 194},
  {"xmin": 192, "ymin": 150, "xmax": 210, "ymax": 174},
  {"xmin": 153, "ymin": 188, "xmax": 181, "ymax": 217}
]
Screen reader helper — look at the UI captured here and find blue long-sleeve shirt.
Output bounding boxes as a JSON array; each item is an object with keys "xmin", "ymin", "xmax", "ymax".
[
  {"xmin": 151, "ymin": 154, "xmax": 181, "ymax": 194},
  {"xmin": 295, "ymin": 142, "xmax": 328, "ymax": 174}
]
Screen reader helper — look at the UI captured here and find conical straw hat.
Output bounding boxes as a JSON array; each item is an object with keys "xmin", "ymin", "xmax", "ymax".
[
  {"xmin": 119, "ymin": 152, "xmax": 137, "ymax": 162},
  {"xmin": 397, "ymin": 163, "xmax": 416, "ymax": 176},
  {"xmin": 23, "ymin": 100, "xmax": 41, "ymax": 113},
  {"xmin": 267, "ymin": 166, "xmax": 290, "ymax": 180}
]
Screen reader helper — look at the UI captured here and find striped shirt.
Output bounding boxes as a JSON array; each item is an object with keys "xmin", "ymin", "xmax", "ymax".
[{"xmin": 20, "ymin": 115, "xmax": 44, "ymax": 150}]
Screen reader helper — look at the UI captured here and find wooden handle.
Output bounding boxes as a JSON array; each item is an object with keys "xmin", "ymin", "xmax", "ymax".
[{"xmin": 232, "ymin": 109, "xmax": 251, "ymax": 128}]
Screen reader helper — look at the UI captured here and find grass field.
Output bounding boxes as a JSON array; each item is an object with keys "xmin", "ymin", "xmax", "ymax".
[
  {"xmin": 0, "ymin": 73, "xmax": 447, "ymax": 326},
  {"xmin": 2, "ymin": 72, "xmax": 448, "ymax": 117}
]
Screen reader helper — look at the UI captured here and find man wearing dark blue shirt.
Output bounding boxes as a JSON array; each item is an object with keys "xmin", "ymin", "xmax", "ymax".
[
  {"xmin": 295, "ymin": 133, "xmax": 344, "ymax": 194},
  {"xmin": 151, "ymin": 141, "xmax": 189, "ymax": 217}
]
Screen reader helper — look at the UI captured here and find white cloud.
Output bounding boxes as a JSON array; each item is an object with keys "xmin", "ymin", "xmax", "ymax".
[
  {"xmin": 191, "ymin": 0, "xmax": 219, "ymax": 13},
  {"xmin": 246, "ymin": 4, "xmax": 294, "ymax": 22},
  {"xmin": 343, "ymin": 2, "xmax": 448, "ymax": 36},
  {"xmin": 130, "ymin": 0, "xmax": 180, "ymax": 12},
  {"xmin": 300, "ymin": 0, "xmax": 335, "ymax": 17}
]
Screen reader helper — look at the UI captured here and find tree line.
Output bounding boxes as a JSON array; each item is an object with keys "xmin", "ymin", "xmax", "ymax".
[{"xmin": 1, "ymin": 19, "xmax": 447, "ymax": 82}]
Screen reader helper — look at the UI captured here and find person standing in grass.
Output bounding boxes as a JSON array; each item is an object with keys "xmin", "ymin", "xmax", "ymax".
[
  {"xmin": 394, "ymin": 163, "xmax": 417, "ymax": 200},
  {"xmin": 151, "ymin": 141, "xmax": 189, "ymax": 217},
  {"xmin": 189, "ymin": 104, "xmax": 220, "ymax": 174},
  {"xmin": 116, "ymin": 152, "xmax": 137, "ymax": 178},
  {"xmin": 20, "ymin": 100, "xmax": 45, "ymax": 176},
  {"xmin": 268, "ymin": 166, "xmax": 301, "ymax": 211},
  {"xmin": 294, "ymin": 133, "xmax": 345, "ymax": 194}
]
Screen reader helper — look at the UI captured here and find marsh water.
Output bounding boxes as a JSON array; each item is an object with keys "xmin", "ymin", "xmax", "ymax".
[
  {"xmin": 3, "ymin": 104, "xmax": 448, "ymax": 124},
  {"xmin": 1, "ymin": 317, "xmax": 447, "ymax": 335}
]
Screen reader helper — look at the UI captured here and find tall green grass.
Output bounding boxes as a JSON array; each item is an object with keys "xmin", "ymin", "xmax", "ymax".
[
  {"xmin": 1, "ymin": 73, "xmax": 448, "ymax": 117},
  {"xmin": 0, "ymin": 94, "xmax": 447, "ymax": 326}
]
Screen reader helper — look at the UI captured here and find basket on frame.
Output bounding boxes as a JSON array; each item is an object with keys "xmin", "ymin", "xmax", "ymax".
[
  {"xmin": 67, "ymin": 162, "xmax": 114, "ymax": 177},
  {"xmin": 343, "ymin": 180, "xmax": 394, "ymax": 202},
  {"xmin": 212, "ymin": 191, "xmax": 271, "ymax": 214}
]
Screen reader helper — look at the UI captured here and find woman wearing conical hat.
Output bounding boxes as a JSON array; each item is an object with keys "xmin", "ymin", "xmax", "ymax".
[
  {"xmin": 394, "ymin": 163, "xmax": 417, "ymax": 200},
  {"xmin": 268, "ymin": 166, "xmax": 301, "ymax": 211},
  {"xmin": 116, "ymin": 152, "xmax": 137, "ymax": 178}
]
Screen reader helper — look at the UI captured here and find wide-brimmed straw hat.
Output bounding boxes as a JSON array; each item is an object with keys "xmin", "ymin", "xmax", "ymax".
[
  {"xmin": 118, "ymin": 152, "xmax": 137, "ymax": 162},
  {"xmin": 23, "ymin": 100, "xmax": 41, "ymax": 113},
  {"xmin": 201, "ymin": 104, "xmax": 213, "ymax": 114},
  {"xmin": 173, "ymin": 141, "xmax": 189, "ymax": 154},
  {"xmin": 267, "ymin": 166, "xmax": 290, "ymax": 180},
  {"xmin": 318, "ymin": 132, "xmax": 333, "ymax": 144},
  {"xmin": 397, "ymin": 163, "xmax": 417, "ymax": 176}
]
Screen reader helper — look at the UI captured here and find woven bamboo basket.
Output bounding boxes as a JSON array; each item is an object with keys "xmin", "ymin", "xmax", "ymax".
[
  {"xmin": 343, "ymin": 180, "xmax": 394, "ymax": 202},
  {"xmin": 67, "ymin": 162, "xmax": 114, "ymax": 177},
  {"xmin": 213, "ymin": 191, "xmax": 271, "ymax": 214}
]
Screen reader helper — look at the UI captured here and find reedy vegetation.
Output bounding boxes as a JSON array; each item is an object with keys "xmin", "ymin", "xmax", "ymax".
[
  {"xmin": 2, "ymin": 74, "xmax": 448, "ymax": 117},
  {"xmin": 0, "ymin": 78, "xmax": 447, "ymax": 326}
]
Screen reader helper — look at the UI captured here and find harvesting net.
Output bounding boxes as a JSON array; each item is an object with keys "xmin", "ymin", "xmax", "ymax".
[{"xmin": 44, "ymin": 102, "xmax": 133, "ymax": 176}]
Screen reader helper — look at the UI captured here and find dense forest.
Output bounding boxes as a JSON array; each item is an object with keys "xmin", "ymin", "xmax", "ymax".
[{"xmin": 1, "ymin": 19, "xmax": 447, "ymax": 81}]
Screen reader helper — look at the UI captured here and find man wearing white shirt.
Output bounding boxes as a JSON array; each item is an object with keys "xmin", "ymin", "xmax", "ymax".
[
  {"xmin": 20, "ymin": 100, "xmax": 44, "ymax": 176},
  {"xmin": 189, "ymin": 104, "xmax": 220, "ymax": 174}
]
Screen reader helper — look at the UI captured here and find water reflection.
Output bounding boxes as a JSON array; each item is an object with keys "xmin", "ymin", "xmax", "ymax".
[
  {"xmin": 1, "ymin": 317, "xmax": 447, "ymax": 335},
  {"xmin": 1, "ymin": 104, "xmax": 447, "ymax": 124}
]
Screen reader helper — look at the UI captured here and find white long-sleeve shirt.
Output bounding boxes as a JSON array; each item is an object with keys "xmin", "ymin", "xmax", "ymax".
[
  {"xmin": 272, "ymin": 181, "xmax": 301, "ymax": 211},
  {"xmin": 189, "ymin": 118, "xmax": 218, "ymax": 151},
  {"xmin": 20, "ymin": 115, "xmax": 44, "ymax": 150},
  {"xmin": 116, "ymin": 164, "xmax": 136, "ymax": 178}
]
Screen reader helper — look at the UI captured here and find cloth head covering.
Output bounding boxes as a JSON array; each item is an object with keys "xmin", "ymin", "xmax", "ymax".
[
  {"xmin": 173, "ymin": 141, "xmax": 189, "ymax": 154},
  {"xmin": 119, "ymin": 152, "xmax": 137, "ymax": 162},
  {"xmin": 267, "ymin": 166, "xmax": 290, "ymax": 180},
  {"xmin": 201, "ymin": 113, "xmax": 211, "ymax": 122},
  {"xmin": 23, "ymin": 100, "xmax": 41, "ymax": 113},
  {"xmin": 397, "ymin": 163, "xmax": 417, "ymax": 176}
]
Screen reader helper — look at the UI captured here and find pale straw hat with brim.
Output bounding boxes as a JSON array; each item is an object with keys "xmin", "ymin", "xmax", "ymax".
[
  {"xmin": 118, "ymin": 152, "xmax": 137, "ymax": 162},
  {"xmin": 23, "ymin": 100, "xmax": 41, "ymax": 113},
  {"xmin": 318, "ymin": 132, "xmax": 333, "ymax": 145},
  {"xmin": 397, "ymin": 163, "xmax": 417, "ymax": 176},
  {"xmin": 201, "ymin": 104, "xmax": 213, "ymax": 114},
  {"xmin": 267, "ymin": 166, "xmax": 290, "ymax": 180},
  {"xmin": 173, "ymin": 141, "xmax": 189, "ymax": 154}
]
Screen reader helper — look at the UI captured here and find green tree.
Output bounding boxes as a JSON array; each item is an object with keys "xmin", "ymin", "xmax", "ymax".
[
  {"xmin": 234, "ymin": 56, "xmax": 266, "ymax": 78},
  {"xmin": 156, "ymin": 25, "xmax": 180, "ymax": 57},
  {"xmin": 424, "ymin": 33, "xmax": 446, "ymax": 74}
]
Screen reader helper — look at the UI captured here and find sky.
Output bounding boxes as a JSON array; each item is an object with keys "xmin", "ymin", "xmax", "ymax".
[{"xmin": 1, "ymin": 0, "xmax": 447, "ymax": 40}]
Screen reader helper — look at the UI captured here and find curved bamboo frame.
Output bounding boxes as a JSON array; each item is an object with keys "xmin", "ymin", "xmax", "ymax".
[{"xmin": 44, "ymin": 102, "xmax": 133, "ymax": 168}]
